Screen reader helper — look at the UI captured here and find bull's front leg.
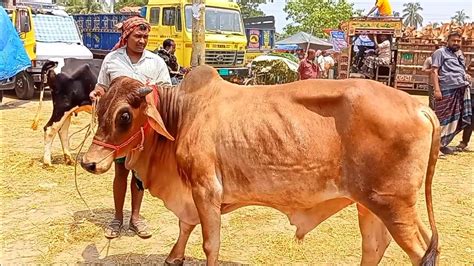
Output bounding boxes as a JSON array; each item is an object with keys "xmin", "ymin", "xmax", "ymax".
[
  {"xmin": 191, "ymin": 177, "xmax": 223, "ymax": 266},
  {"xmin": 165, "ymin": 220, "xmax": 196, "ymax": 265},
  {"xmin": 58, "ymin": 115, "xmax": 74, "ymax": 165}
]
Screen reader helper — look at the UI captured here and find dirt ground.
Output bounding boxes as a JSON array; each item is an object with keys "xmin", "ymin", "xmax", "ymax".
[{"xmin": 0, "ymin": 92, "xmax": 473, "ymax": 265}]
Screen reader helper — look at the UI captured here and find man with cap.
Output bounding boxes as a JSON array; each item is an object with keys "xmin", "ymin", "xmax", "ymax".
[{"xmin": 89, "ymin": 16, "xmax": 171, "ymax": 239}]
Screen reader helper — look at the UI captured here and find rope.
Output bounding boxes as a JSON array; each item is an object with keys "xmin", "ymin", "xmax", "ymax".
[{"xmin": 72, "ymin": 98, "xmax": 99, "ymax": 216}]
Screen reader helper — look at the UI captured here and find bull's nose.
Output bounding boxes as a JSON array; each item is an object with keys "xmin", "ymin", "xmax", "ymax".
[{"xmin": 81, "ymin": 160, "xmax": 97, "ymax": 173}]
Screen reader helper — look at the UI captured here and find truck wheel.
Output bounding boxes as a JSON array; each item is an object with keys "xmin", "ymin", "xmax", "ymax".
[{"xmin": 15, "ymin": 71, "xmax": 35, "ymax": 100}]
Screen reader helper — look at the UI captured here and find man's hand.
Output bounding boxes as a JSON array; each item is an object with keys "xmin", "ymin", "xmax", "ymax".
[
  {"xmin": 465, "ymin": 73, "xmax": 472, "ymax": 82},
  {"xmin": 90, "ymin": 86, "xmax": 105, "ymax": 101},
  {"xmin": 434, "ymin": 89, "xmax": 442, "ymax": 101}
]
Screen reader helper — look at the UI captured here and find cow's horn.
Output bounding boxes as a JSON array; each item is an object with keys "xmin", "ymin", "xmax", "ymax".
[{"xmin": 138, "ymin": 87, "xmax": 153, "ymax": 97}]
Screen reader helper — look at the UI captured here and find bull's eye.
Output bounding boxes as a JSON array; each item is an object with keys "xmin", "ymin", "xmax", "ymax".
[{"xmin": 120, "ymin": 112, "xmax": 131, "ymax": 124}]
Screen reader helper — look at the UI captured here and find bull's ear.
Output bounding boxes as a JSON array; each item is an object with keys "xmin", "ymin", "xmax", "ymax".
[{"xmin": 144, "ymin": 104, "xmax": 175, "ymax": 141}]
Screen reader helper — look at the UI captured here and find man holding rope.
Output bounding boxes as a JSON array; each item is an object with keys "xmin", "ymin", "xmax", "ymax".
[{"xmin": 89, "ymin": 16, "xmax": 171, "ymax": 239}]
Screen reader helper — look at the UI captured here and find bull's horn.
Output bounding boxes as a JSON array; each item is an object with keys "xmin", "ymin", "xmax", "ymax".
[{"xmin": 138, "ymin": 87, "xmax": 153, "ymax": 97}]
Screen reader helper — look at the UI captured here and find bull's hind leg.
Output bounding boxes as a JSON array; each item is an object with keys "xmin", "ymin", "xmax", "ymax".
[
  {"xmin": 357, "ymin": 204, "xmax": 392, "ymax": 265},
  {"xmin": 58, "ymin": 115, "xmax": 74, "ymax": 165},
  {"xmin": 364, "ymin": 200, "xmax": 429, "ymax": 265},
  {"xmin": 166, "ymin": 220, "xmax": 196, "ymax": 265}
]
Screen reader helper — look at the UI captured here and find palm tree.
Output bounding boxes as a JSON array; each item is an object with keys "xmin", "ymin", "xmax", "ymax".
[
  {"xmin": 452, "ymin": 10, "xmax": 470, "ymax": 25},
  {"xmin": 402, "ymin": 2, "xmax": 423, "ymax": 29}
]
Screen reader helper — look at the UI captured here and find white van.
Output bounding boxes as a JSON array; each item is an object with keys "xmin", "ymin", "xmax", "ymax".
[{"xmin": 30, "ymin": 7, "xmax": 92, "ymax": 84}]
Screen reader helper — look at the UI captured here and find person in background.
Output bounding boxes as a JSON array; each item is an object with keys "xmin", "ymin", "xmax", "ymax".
[
  {"xmin": 298, "ymin": 49, "xmax": 318, "ymax": 80},
  {"xmin": 366, "ymin": 0, "xmax": 393, "ymax": 17},
  {"xmin": 456, "ymin": 58, "xmax": 474, "ymax": 152},
  {"xmin": 362, "ymin": 34, "xmax": 391, "ymax": 78},
  {"xmin": 431, "ymin": 32, "xmax": 472, "ymax": 155},
  {"xmin": 155, "ymin": 39, "xmax": 188, "ymax": 85},
  {"xmin": 89, "ymin": 16, "xmax": 171, "ymax": 239}
]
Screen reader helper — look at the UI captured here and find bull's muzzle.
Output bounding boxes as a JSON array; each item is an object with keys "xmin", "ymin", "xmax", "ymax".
[{"xmin": 81, "ymin": 160, "xmax": 97, "ymax": 173}]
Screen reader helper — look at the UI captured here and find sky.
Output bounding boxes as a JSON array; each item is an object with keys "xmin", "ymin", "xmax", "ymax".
[{"xmin": 260, "ymin": 0, "xmax": 474, "ymax": 33}]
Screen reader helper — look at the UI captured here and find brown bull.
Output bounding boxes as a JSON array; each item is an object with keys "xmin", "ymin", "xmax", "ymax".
[{"xmin": 82, "ymin": 65, "xmax": 440, "ymax": 265}]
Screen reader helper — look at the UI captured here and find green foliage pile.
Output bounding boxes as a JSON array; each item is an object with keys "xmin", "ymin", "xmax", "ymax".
[{"xmin": 251, "ymin": 57, "xmax": 299, "ymax": 85}]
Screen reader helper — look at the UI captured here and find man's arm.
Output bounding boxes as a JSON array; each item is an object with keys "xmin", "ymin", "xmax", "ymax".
[
  {"xmin": 431, "ymin": 66, "xmax": 442, "ymax": 100},
  {"xmin": 431, "ymin": 50, "xmax": 443, "ymax": 100},
  {"xmin": 90, "ymin": 58, "xmax": 110, "ymax": 100},
  {"xmin": 367, "ymin": 6, "xmax": 377, "ymax": 16}
]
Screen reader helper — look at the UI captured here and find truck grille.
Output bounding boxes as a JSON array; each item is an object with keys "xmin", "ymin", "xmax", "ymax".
[{"xmin": 205, "ymin": 50, "xmax": 245, "ymax": 67}]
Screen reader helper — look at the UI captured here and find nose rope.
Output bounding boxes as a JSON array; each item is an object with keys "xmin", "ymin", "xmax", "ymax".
[
  {"xmin": 92, "ymin": 122, "xmax": 149, "ymax": 157},
  {"xmin": 73, "ymin": 97, "xmax": 100, "ymax": 216}
]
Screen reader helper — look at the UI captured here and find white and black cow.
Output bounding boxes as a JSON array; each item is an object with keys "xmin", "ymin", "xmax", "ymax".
[{"xmin": 36, "ymin": 58, "xmax": 102, "ymax": 166}]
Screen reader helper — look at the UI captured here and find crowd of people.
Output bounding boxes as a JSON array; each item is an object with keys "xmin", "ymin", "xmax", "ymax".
[{"xmin": 297, "ymin": 49, "xmax": 336, "ymax": 80}]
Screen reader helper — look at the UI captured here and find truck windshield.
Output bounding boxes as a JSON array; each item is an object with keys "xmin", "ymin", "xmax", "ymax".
[
  {"xmin": 33, "ymin": 14, "xmax": 82, "ymax": 43},
  {"xmin": 185, "ymin": 6, "xmax": 243, "ymax": 34}
]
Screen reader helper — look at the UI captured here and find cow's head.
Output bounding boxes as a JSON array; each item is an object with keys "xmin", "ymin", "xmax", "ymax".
[{"xmin": 81, "ymin": 76, "xmax": 174, "ymax": 174}]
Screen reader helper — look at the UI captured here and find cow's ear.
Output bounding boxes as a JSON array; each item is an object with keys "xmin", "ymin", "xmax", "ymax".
[{"xmin": 144, "ymin": 104, "xmax": 175, "ymax": 141}]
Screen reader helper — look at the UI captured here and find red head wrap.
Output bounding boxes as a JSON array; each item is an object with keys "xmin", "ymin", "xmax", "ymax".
[{"xmin": 112, "ymin": 16, "xmax": 151, "ymax": 51}]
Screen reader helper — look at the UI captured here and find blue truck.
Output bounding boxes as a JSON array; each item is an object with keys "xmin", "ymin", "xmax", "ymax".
[{"xmin": 73, "ymin": 13, "xmax": 140, "ymax": 58}]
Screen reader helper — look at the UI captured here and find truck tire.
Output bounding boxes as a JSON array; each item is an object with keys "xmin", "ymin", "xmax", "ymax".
[{"xmin": 15, "ymin": 71, "xmax": 35, "ymax": 100}]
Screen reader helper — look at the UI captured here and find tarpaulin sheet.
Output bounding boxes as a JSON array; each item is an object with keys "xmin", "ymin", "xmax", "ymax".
[{"xmin": 0, "ymin": 7, "xmax": 31, "ymax": 80}]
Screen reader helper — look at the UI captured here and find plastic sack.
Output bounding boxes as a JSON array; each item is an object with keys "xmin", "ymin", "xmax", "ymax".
[{"xmin": 0, "ymin": 6, "xmax": 31, "ymax": 80}]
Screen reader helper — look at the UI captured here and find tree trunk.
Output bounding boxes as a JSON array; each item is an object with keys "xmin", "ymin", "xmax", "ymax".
[{"xmin": 191, "ymin": 0, "xmax": 205, "ymax": 67}]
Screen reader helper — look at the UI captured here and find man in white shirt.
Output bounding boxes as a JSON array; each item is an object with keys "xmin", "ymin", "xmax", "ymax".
[{"xmin": 89, "ymin": 16, "xmax": 171, "ymax": 239}]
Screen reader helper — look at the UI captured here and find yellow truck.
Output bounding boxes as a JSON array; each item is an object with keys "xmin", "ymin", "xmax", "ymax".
[
  {"xmin": 2, "ymin": 5, "xmax": 37, "ymax": 100},
  {"xmin": 75, "ymin": 0, "xmax": 249, "ymax": 82}
]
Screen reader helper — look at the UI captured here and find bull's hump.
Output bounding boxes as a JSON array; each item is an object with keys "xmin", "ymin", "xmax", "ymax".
[{"xmin": 181, "ymin": 65, "xmax": 222, "ymax": 93}]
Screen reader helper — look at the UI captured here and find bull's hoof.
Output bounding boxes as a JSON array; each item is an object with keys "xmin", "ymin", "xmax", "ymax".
[
  {"xmin": 43, "ymin": 160, "xmax": 52, "ymax": 167},
  {"xmin": 164, "ymin": 258, "xmax": 185, "ymax": 266},
  {"xmin": 64, "ymin": 155, "xmax": 75, "ymax": 166}
]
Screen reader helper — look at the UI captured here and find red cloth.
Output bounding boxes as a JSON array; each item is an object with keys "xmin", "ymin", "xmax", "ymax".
[
  {"xmin": 112, "ymin": 16, "xmax": 151, "ymax": 51},
  {"xmin": 298, "ymin": 59, "xmax": 319, "ymax": 80}
]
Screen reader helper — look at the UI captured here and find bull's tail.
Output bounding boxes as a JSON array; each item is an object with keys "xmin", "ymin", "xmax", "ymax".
[
  {"xmin": 32, "ymin": 61, "xmax": 57, "ymax": 130},
  {"xmin": 421, "ymin": 108, "xmax": 440, "ymax": 266}
]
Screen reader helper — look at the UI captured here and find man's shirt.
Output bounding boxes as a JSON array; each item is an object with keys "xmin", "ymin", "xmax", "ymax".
[
  {"xmin": 97, "ymin": 47, "xmax": 171, "ymax": 90},
  {"xmin": 432, "ymin": 47, "xmax": 468, "ymax": 89},
  {"xmin": 298, "ymin": 59, "xmax": 318, "ymax": 80},
  {"xmin": 376, "ymin": 0, "xmax": 392, "ymax": 16}
]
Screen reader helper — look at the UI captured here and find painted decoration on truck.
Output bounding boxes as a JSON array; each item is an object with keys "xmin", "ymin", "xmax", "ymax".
[
  {"xmin": 248, "ymin": 29, "xmax": 260, "ymax": 49},
  {"xmin": 330, "ymin": 31, "xmax": 348, "ymax": 52},
  {"xmin": 263, "ymin": 30, "xmax": 270, "ymax": 49}
]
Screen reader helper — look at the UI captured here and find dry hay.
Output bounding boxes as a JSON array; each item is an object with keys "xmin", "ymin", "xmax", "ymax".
[{"xmin": 0, "ymin": 94, "xmax": 473, "ymax": 264}]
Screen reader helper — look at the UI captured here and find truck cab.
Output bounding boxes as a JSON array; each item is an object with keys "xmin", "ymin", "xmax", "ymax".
[
  {"xmin": 145, "ymin": 0, "xmax": 248, "ymax": 81},
  {"xmin": 338, "ymin": 17, "xmax": 403, "ymax": 87}
]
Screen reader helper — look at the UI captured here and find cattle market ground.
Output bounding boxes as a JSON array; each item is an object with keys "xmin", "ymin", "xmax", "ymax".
[{"xmin": 1, "ymin": 93, "xmax": 473, "ymax": 265}]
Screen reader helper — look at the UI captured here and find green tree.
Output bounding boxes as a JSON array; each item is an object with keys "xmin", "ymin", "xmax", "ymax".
[
  {"xmin": 238, "ymin": 0, "xmax": 266, "ymax": 19},
  {"xmin": 451, "ymin": 10, "xmax": 470, "ymax": 25},
  {"xmin": 402, "ymin": 2, "xmax": 423, "ymax": 29},
  {"xmin": 60, "ymin": 0, "xmax": 103, "ymax": 14},
  {"xmin": 114, "ymin": 0, "xmax": 148, "ymax": 13},
  {"xmin": 283, "ymin": 0, "xmax": 358, "ymax": 38}
]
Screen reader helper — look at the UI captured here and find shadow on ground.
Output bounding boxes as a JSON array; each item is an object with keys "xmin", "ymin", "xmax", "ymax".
[{"xmin": 78, "ymin": 243, "xmax": 245, "ymax": 265}]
